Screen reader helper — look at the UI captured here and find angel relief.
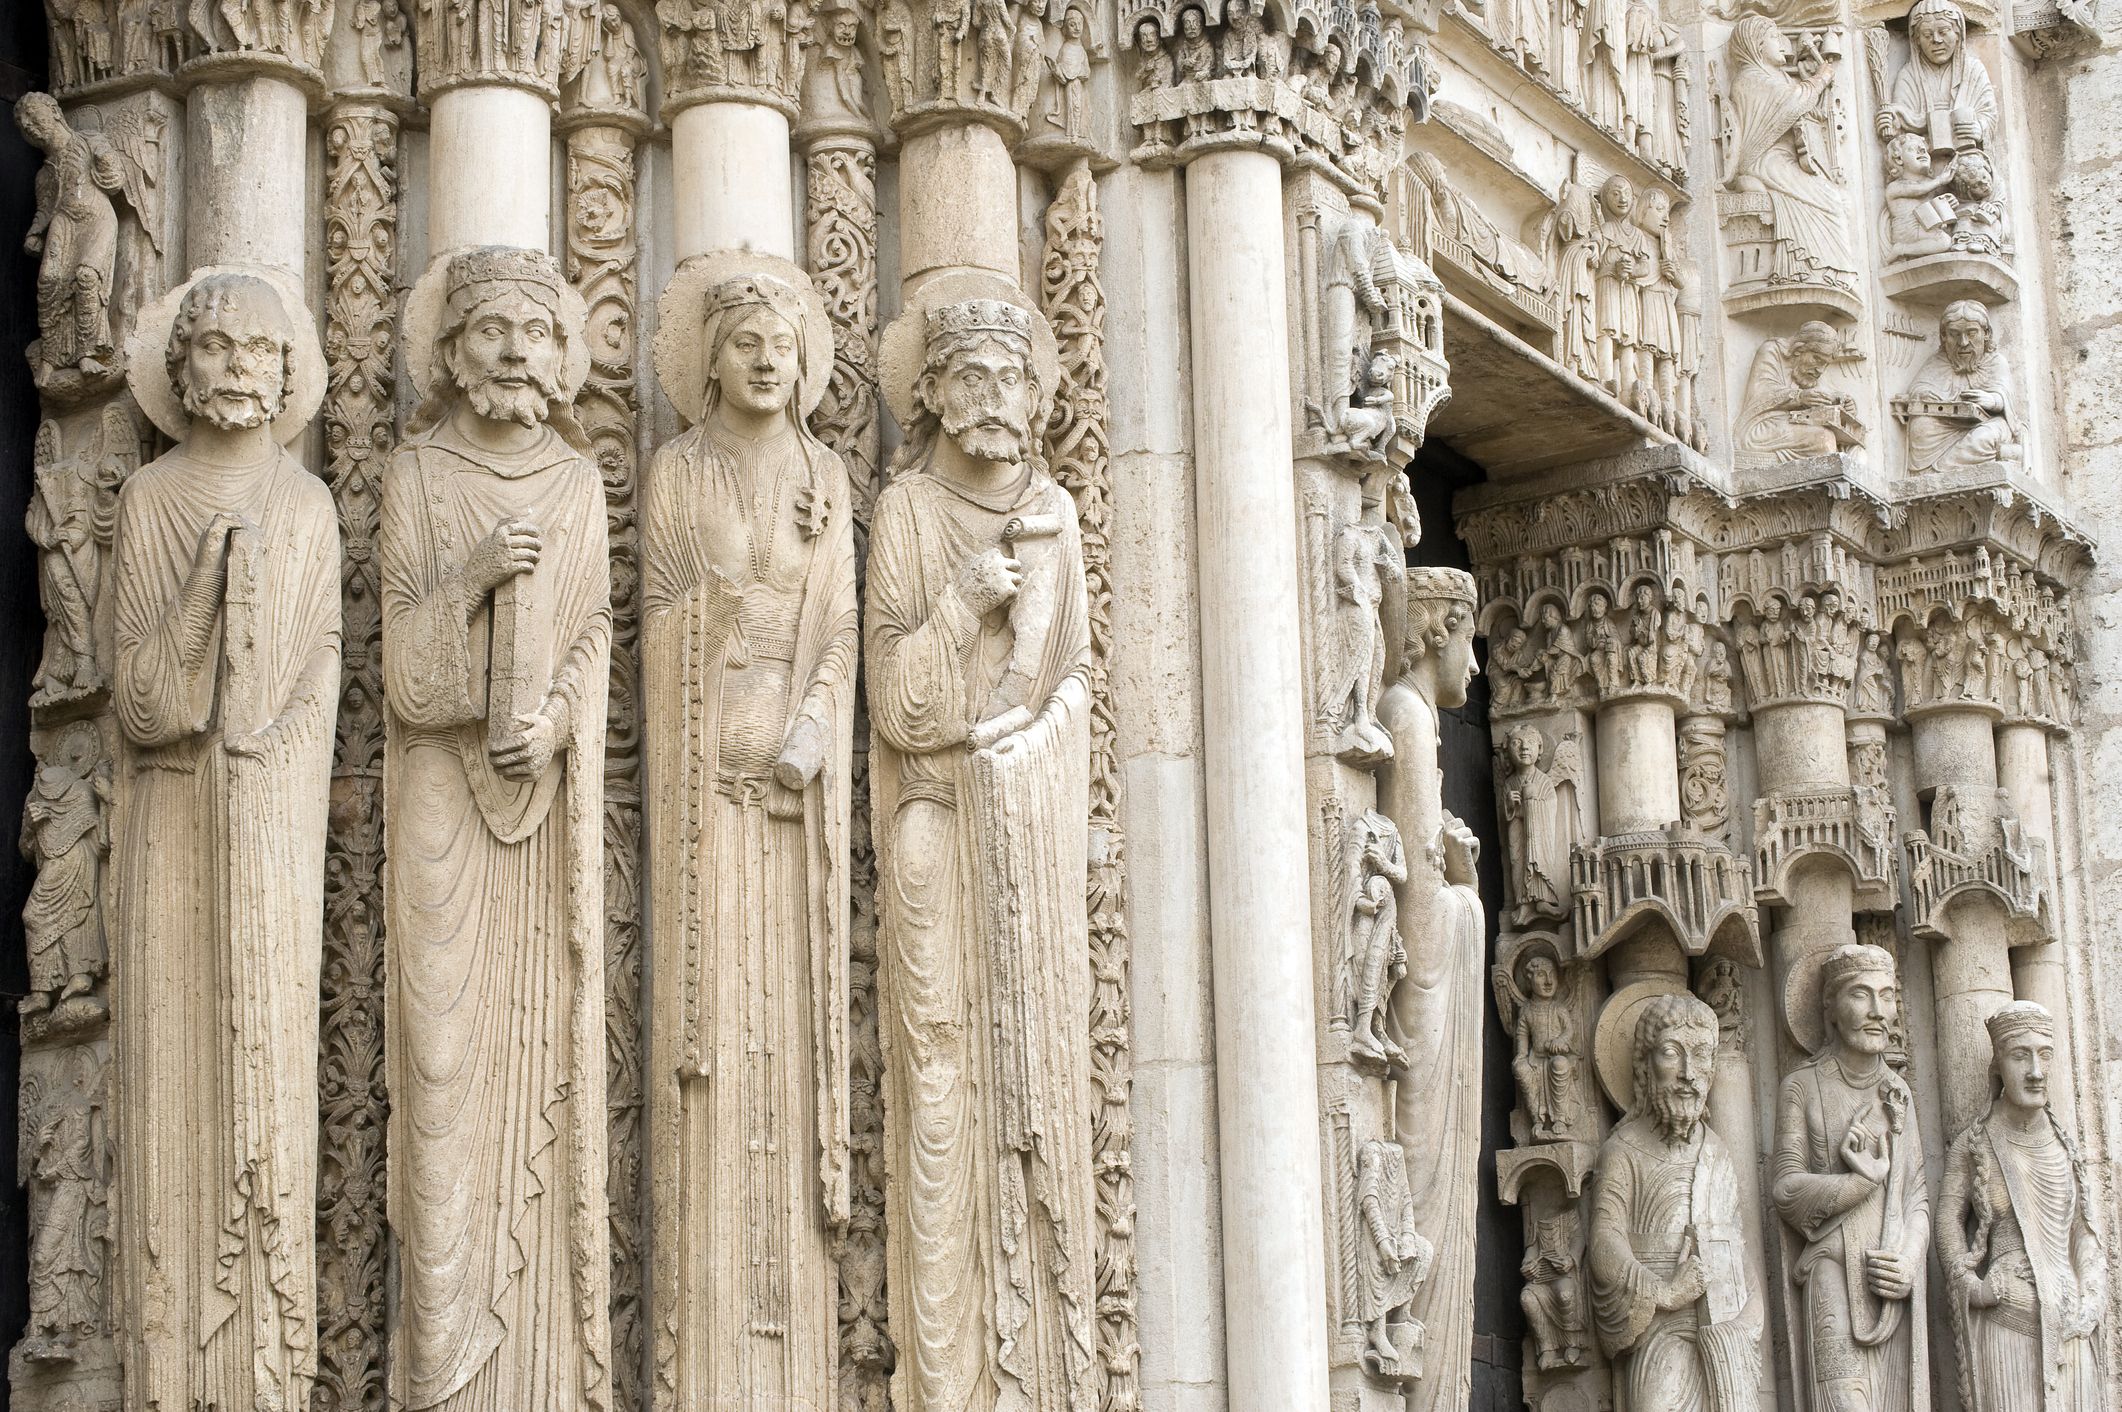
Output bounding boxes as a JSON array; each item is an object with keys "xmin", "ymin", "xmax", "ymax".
[{"xmin": 17, "ymin": 93, "xmax": 164, "ymax": 398}]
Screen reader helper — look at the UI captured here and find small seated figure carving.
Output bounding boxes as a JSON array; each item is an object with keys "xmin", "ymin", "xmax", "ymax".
[
  {"xmin": 1881, "ymin": 133, "xmax": 1958, "ymax": 262},
  {"xmin": 1948, "ymin": 150, "xmax": 2009, "ymax": 255}
]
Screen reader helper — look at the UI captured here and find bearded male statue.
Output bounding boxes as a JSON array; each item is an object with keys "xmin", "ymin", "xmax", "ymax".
[
  {"xmin": 642, "ymin": 255, "xmax": 856, "ymax": 1409},
  {"xmin": 109, "ymin": 267, "xmax": 339, "ymax": 1412},
  {"xmin": 1772, "ymin": 944, "xmax": 1931, "ymax": 1412},
  {"xmin": 867, "ymin": 281, "xmax": 1098, "ymax": 1412},
  {"xmin": 381, "ymin": 247, "xmax": 613, "ymax": 1412},
  {"xmin": 1590, "ymin": 991, "xmax": 1763, "ymax": 1412}
]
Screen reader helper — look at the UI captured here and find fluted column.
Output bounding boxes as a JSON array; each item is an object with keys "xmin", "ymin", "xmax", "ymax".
[{"xmin": 1187, "ymin": 145, "xmax": 1330, "ymax": 1412}]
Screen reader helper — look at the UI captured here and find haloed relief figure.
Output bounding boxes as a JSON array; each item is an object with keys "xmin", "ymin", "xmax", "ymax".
[
  {"xmin": 382, "ymin": 248, "xmax": 613, "ymax": 1412},
  {"xmin": 109, "ymin": 267, "xmax": 339, "ymax": 1412},
  {"xmin": 867, "ymin": 280, "xmax": 1098, "ymax": 1412},
  {"xmin": 642, "ymin": 255, "xmax": 857, "ymax": 1410}
]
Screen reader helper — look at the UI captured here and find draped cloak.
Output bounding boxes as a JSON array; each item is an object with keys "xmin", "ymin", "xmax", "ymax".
[
  {"xmin": 1379, "ymin": 675, "xmax": 1483, "ymax": 1412},
  {"xmin": 1903, "ymin": 347, "xmax": 2019, "ymax": 472},
  {"xmin": 1771, "ymin": 1057, "xmax": 1931, "ymax": 1412},
  {"xmin": 642, "ymin": 419, "xmax": 857, "ymax": 1411},
  {"xmin": 865, "ymin": 458, "xmax": 1099, "ymax": 1412},
  {"xmin": 1590, "ymin": 1116, "xmax": 1761, "ymax": 1412},
  {"xmin": 110, "ymin": 446, "xmax": 339, "ymax": 1412},
  {"xmin": 381, "ymin": 420, "xmax": 612, "ymax": 1412},
  {"xmin": 1723, "ymin": 39, "xmax": 1856, "ymax": 281}
]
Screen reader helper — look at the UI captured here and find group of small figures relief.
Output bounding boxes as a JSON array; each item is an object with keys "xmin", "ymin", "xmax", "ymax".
[{"xmin": 1467, "ymin": 0, "xmax": 1691, "ymax": 177}]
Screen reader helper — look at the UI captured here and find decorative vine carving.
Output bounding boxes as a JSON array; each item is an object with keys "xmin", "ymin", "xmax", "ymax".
[
  {"xmin": 563, "ymin": 115, "xmax": 648, "ymax": 1412},
  {"xmin": 314, "ymin": 101, "xmax": 397, "ymax": 1412},
  {"xmin": 1041, "ymin": 162, "xmax": 1142, "ymax": 1412}
]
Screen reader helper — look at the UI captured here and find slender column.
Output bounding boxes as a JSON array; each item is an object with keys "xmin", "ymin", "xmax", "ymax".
[
  {"xmin": 672, "ymin": 102, "xmax": 794, "ymax": 258},
  {"xmin": 1187, "ymin": 146, "xmax": 1330, "ymax": 1412},
  {"xmin": 1910, "ymin": 705, "xmax": 2014, "ymax": 1132},
  {"xmin": 430, "ymin": 85, "xmax": 551, "ymax": 252},
  {"xmin": 1594, "ymin": 696, "xmax": 1680, "ymax": 834},
  {"xmin": 1756, "ymin": 699, "xmax": 1858, "ymax": 995},
  {"xmin": 1998, "ymin": 720, "xmax": 2074, "ymax": 1121},
  {"xmin": 186, "ymin": 72, "xmax": 310, "ymax": 273},
  {"xmin": 900, "ymin": 123, "xmax": 1020, "ymax": 289}
]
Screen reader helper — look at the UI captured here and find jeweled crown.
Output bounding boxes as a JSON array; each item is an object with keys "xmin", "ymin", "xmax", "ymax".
[{"xmin": 926, "ymin": 297, "xmax": 1033, "ymax": 344}]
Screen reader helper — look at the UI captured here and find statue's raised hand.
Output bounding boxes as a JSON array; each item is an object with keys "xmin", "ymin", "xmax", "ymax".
[
  {"xmin": 466, "ymin": 517, "xmax": 543, "ymax": 595},
  {"xmin": 955, "ymin": 547, "xmax": 1022, "ymax": 617}
]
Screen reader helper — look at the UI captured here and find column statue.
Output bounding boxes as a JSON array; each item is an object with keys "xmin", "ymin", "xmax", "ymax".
[
  {"xmin": 109, "ymin": 266, "xmax": 338, "ymax": 1411},
  {"xmin": 642, "ymin": 254, "xmax": 857, "ymax": 1408},
  {"xmin": 1590, "ymin": 991, "xmax": 1763, "ymax": 1411},
  {"xmin": 1378, "ymin": 564, "xmax": 1483, "ymax": 1412},
  {"xmin": 382, "ymin": 248, "xmax": 613, "ymax": 1412},
  {"xmin": 1772, "ymin": 944, "xmax": 1932, "ymax": 1412},
  {"xmin": 867, "ymin": 276, "xmax": 1097, "ymax": 1411},
  {"xmin": 1938, "ymin": 1002, "xmax": 2105, "ymax": 1412}
]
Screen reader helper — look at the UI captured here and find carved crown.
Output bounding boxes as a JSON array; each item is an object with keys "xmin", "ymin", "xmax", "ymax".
[
  {"xmin": 1407, "ymin": 565, "xmax": 1477, "ymax": 603},
  {"xmin": 447, "ymin": 247, "xmax": 567, "ymax": 304},
  {"xmin": 925, "ymin": 297, "xmax": 1035, "ymax": 346}
]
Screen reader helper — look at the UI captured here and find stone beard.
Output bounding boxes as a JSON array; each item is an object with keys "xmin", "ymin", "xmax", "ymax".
[
  {"xmin": 1770, "ymin": 946, "xmax": 1931, "ymax": 1412},
  {"xmin": 1938, "ymin": 1002, "xmax": 2105, "ymax": 1412},
  {"xmin": 1377, "ymin": 568, "xmax": 1483, "ymax": 1412},
  {"xmin": 109, "ymin": 272, "xmax": 340, "ymax": 1410},
  {"xmin": 642, "ymin": 270, "xmax": 857, "ymax": 1407},
  {"xmin": 865, "ymin": 297, "xmax": 1098, "ymax": 1411},
  {"xmin": 1590, "ymin": 992, "xmax": 1762, "ymax": 1412},
  {"xmin": 380, "ymin": 250, "xmax": 613, "ymax": 1412},
  {"xmin": 1904, "ymin": 300, "xmax": 2021, "ymax": 473}
]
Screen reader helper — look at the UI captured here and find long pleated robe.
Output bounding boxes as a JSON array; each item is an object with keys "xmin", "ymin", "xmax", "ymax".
[
  {"xmin": 109, "ymin": 445, "xmax": 340, "ymax": 1412},
  {"xmin": 1380, "ymin": 670, "xmax": 1483, "ymax": 1412},
  {"xmin": 642, "ymin": 418, "xmax": 856, "ymax": 1411},
  {"xmin": 381, "ymin": 420, "xmax": 612, "ymax": 1412},
  {"xmin": 865, "ymin": 458, "xmax": 1099, "ymax": 1412}
]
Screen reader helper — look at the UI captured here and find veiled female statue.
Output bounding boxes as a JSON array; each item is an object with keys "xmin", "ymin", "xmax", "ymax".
[
  {"xmin": 1938, "ymin": 1002, "xmax": 2104, "ymax": 1412},
  {"xmin": 110, "ymin": 266, "xmax": 337, "ymax": 1412},
  {"xmin": 642, "ymin": 255, "xmax": 856, "ymax": 1410},
  {"xmin": 1720, "ymin": 16, "xmax": 1857, "ymax": 284}
]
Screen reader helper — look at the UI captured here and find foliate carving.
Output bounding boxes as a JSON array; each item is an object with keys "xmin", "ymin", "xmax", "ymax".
[
  {"xmin": 1125, "ymin": 0, "xmax": 1430, "ymax": 197},
  {"xmin": 1353, "ymin": 1138, "xmax": 1434, "ymax": 1384},
  {"xmin": 1498, "ymin": 724, "xmax": 1588, "ymax": 928},
  {"xmin": 414, "ymin": 0, "xmax": 606, "ymax": 97},
  {"xmin": 657, "ymin": 0, "xmax": 817, "ymax": 117},
  {"xmin": 870, "ymin": 276, "xmax": 1099, "ymax": 1411},
  {"xmin": 1938, "ymin": 1003, "xmax": 2105, "ymax": 1412},
  {"xmin": 806, "ymin": 139, "xmax": 883, "ymax": 517},
  {"xmin": 315, "ymin": 105, "xmax": 396, "ymax": 1412},
  {"xmin": 1588, "ymin": 993, "xmax": 1763, "ymax": 1408},
  {"xmin": 1733, "ymin": 321, "xmax": 1866, "ymax": 465},
  {"xmin": 1520, "ymin": 1209, "xmax": 1588, "ymax": 1371},
  {"xmin": 383, "ymin": 249, "xmax": 612, "ymax": 1410},
  {"xmin": 1870, "ymin": 0, "xmax": 2016, "ymax": 302},
  {"xmin": 562, "ymin": 107, "xmax": 648, "ymax": 1412},
  {"xmin": 642, "ymin": 254, "xmax": 855, "ymax": 1410},
  {"xmin": 1713, "ymin": 18, "xmax": 1861, "ymax": 320},
  {"xmin": 111, "ymin": 267, "xmax": 339, "ymax": 1412},
  {"xmin": 19, "ymin": 94, "xmax": 165, "ymax": 404},
  {"xmin": 16, "ymin": 1042, "xmax": 111, "ymax": 1366},
  {"xmin": 1891, "ymin": 300, "xmax": 2022, "ymax": 475},
  {"xmin": 1677, "ymin": 716, "xmax": 1729, "ymax": 840},
  {"xmin": 1039, "ymin": 165, "xmax": 1144, "ymax": 1412},
  {"xmin": 1772, "ymin": 944, "xmax": 1930, "ymax": 1412}
]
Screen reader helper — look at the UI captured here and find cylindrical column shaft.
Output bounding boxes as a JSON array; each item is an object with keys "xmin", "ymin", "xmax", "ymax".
[
  {"xmin": 1998, "ymin": 721, "xmax": 2074, "ymax": 1126},
  {"xmin": 1753, "ymin": 701, "xmax": 1848, "ymax": 793},
  {"xmin": 187, "ymin": 74, "xmax": 308, "ymax": 273},
  {"xmin": 1595, "ymin": 697, "xmax": 1680, "ymax": 834},
  {"xmin": 899, "ymin": 122, "xmax": 1019, "ymax": 291},
  {"xmin": 430, "ymin": 85, "xmax": 552, "ymax": 252},
  {"xmin": 1911, "ymin": 707, "xmax": 2012, "ymax": 1131},
  {"xmin": 1187, "ymin": 147, "xmax": 1329, "ymax": 1412},
  {"xmin": 673, "ymin": 102, "xmax": 794, "ymax": 259}
]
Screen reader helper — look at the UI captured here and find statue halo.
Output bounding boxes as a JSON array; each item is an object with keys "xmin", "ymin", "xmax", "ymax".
[
  {"xmin": 652, "ymin": 251, "xmax": 835, "ymax": 427},
  {"xmin": 878, "ymin": 270, "xmax": 1061, "ymax": 434},
  {"xmin": 125, "ymin": 264, "xmax": 327, "ymax": 446}
]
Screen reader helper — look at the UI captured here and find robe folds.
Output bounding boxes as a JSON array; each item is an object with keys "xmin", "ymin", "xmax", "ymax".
[
  {"xmin": 1772, "ymin": 1057, "xmax": 1931, "ymax": 1412},
  {"xmin": 110, "ymin": 446, "xmax": 340, "ymax": 1412},
  {"xmin": 865, "ymin": 459, "xmax": 1099, "ymax": 1412},
  {"xmin": 641, "ymin": 419, "xmax": 857, "ymax": 1411},
  {"xmin": 381, "ymin": 420, "xmax": 612, "ymax": 1412},
  {"xmin": 1591, "ymin": 1116, "xmax": 1762, "ymax": 1412}
]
